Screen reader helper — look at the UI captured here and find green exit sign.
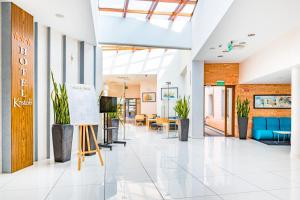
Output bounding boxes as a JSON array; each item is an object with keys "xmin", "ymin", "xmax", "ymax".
[
  {"xmin": 227, "ymin": 41, "xmax": 233, "ymax": 52},
  {"xmin": 216, "ymin": 80, "xmax": 225, "ymax": 86}
]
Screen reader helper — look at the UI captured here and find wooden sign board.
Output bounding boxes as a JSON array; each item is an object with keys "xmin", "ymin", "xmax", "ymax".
[
  {"xmin": 1, "ymin": 3, "xmax": 34, "ymax": 173},
  {"xmin": 66, "ymin": 84, "xmax": 100, "ymax": 126}
]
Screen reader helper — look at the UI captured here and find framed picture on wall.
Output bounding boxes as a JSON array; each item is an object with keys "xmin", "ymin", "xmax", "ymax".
[
  {"xmin": 142, "ymin": 92, "xmax": 156, "ymax": 102},
  {"xmin": 253, "ymin": 95, "xmax": 291, "ymax": 109},
  {"xmin": 161, "ymin": 87, "xmax": 178, "ymax": 100}
]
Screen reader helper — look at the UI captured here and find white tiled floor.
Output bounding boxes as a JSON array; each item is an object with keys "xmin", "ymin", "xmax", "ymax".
[{"xmin": 0, "ymin": 125, "xmax": 300, "ymax": 200}]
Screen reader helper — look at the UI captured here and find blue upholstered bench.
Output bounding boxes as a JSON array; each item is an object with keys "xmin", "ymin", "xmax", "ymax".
[{"xmin": 252, "ymin": 117, "xmax": 291, "ymax": 140}]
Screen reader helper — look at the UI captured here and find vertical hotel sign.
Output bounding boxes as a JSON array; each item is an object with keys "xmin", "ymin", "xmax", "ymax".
[{"xmin": 10, "ymin": 4, "xmax": 34, "ymax": 172}]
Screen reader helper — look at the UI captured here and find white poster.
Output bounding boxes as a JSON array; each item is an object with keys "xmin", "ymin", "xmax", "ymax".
[{"xmin": 66, "ymin": 84, "xmax": 99, "ymax": 125}]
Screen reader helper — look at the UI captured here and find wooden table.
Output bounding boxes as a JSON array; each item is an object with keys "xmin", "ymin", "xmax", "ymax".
[{"xmin": 147, "ymin": 118, "xmax": 177, "ymax": 129}]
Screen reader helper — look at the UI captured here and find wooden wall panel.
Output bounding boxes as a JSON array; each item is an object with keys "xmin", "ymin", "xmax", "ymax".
[
  {"xmin": 235, "ymin": 84, "xmax": 291, "ymax": 138},
  {"xmin": 11, "ymin": 4, "xmax": 34, "ymax": 172},
  {"xmin": 204, "ymin": 63, "xmax": 239, "ymax": 85}
]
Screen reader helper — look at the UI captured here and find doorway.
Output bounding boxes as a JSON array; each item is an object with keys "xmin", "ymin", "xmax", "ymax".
[{"xmin": 204, "ymin": 85, "xmax": 235, "ymax": 137}]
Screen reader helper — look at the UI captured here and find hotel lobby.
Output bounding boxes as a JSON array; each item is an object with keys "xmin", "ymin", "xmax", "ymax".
[{"xmin": 1, "ymin": 0, "xmax": 300, "ymax": 199}]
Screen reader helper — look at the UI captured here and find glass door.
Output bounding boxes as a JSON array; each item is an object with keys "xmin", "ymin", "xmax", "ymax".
[{"xmin": 225, "ymin": 86, "xmax": 235, "ymax": 137}]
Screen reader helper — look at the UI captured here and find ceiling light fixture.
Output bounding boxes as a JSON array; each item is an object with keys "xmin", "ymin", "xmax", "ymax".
[
  {"xmin": 217, "ymin": 55, "xmax": 223, "ymax": 58},
  {"xmin": 55, "ymin": 13, "xmax": 64, "ymax": 18},
  {"xmin": 248, "ymin": 33, "xmax": 256, "ymax": 37},
  {"xmin": 209, "ymin": 47, "xmax": 215, "ymax": 50}
]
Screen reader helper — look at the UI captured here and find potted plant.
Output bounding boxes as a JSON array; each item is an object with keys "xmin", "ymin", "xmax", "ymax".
[
  {"xmin": 108, "ymin": 104, "xmax": 124, "ymax": 142},
  {"xmin": 51, "ymin": 72, "xmax": 73, "ymax": 162},
  {"xmin": 237, "ymin": 96, "xmax": 250, "ymax": 139},
  {"xmin": 174, "ymin": 96, "xmax": 190, "ymax": 141}
]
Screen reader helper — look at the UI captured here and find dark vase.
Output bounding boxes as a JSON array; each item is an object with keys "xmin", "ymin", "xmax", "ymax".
[
  {"xmin": 111, "ymin": 119, "xmax": 119, "ymax": 141},
  {"xmin": 178, "ymin": 119, "xmax": 189, "ymax": 141},
  {"xmin": 238, "ymin": 117, "xmax": 248, "ymax": 139},
  {"xmin": 52, "ymin": 124, "xmax": 74, "ymax": 162},
  {"xmin": 83, "ymin": 125, "xmax": 98, "ymax": 156}
]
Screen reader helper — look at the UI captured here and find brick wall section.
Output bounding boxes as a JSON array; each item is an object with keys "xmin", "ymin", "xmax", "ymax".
[
  {"xmin": 235, "ymin": 84, "xmax": 291, "ymax": 138},
  {"xmin": 204, "ymin": 63, "xmax": 239, "ymax": 85}
]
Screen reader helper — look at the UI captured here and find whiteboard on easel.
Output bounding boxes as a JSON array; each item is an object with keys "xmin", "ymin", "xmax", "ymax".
[{"xmin": 66, "ymin": 84, "xmax": 99, "ymax": 125}]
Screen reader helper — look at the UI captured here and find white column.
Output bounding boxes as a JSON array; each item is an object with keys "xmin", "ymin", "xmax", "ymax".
[
  {"xmin": 291, "ymin": 66, "xmax": 300, "ymax": 157},
  {"xmin": 190, "ymin": 60, "xmax": 204, "ymax": 139}
]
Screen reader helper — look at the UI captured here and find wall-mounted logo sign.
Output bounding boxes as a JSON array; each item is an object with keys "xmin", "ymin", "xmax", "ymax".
[{"xmin": 13, "ymin": 32, "xmax": 33, "ymax": 108}]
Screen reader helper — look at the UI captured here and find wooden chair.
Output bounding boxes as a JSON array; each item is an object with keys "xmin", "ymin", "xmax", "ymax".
[
  {"xmin": 156, "ymin": 118, "xmax": 169, "ymax": 131},
  {"xmin": 135, "ymin": 114, "xmax": 145, "ymax": 126}
]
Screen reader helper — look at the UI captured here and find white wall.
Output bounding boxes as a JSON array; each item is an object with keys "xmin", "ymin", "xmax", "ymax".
[
  {"xmin": 140, "ymin": 79, "xmax": 157, "ymax": 115},
  {"xmin": 240, "ymin": 26, "xmax": 300, "ymax": 83},
  {"xmin": 192, "ymin": 0, "xmax": 234, "ymax": 59},
  {"xmin": 84, "ymin": 43, "xmax": 94, "ymax": 85},
  {"xmin": 157, "ymin": 50, "xmax": 191, "ymax": 117},
  {"xmin": 37, "ymin": 24, "xmax": 48, "ymax": 160},
  {"xmin": 98, "ymin": 16, "xmax": 191, "ymax": 50},
  {"xmin": 36, "ymin": 23, "xmax": 103, "ymax": 160}
]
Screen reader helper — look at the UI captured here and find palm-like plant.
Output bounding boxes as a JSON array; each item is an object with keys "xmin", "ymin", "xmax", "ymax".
[
  {"xmin": 51, "ymin": 71, "xmax": 70, "ymax": 124},
  {"xmin": 237, "ymin": 96, "xmax": 250, "ymax": 117},
  {"xmin": 174, "ymin": 96, "xmax": 190, "ymax": 119}
]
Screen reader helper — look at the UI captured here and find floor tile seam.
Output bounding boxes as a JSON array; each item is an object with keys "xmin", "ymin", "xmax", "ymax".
[
  {"xmin": 168, "ymin": 158, "xmax": 220, "ymax": 197},
  {"xmin": 129, "ymin": 145, "xmax": 166, "ymax": 200},
  {"xmin": 234, "ymin": 173, "xmax": 289, "ymax": 193},
  {"xmin": 268, "ymin": 170, "xmax": 300, "ymax": 183},
  {"xmin": 42, "ymin": 163, "xmax": 69, "ymax": 200}
]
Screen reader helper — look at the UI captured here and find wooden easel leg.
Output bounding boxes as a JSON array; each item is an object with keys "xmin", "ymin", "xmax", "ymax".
[
  {"xmin": 78, "ymin": 126, "xmax": 82, "ymax": 171},
  {"xmin": 85, "ymin": 126, "xmax": 91, "ymax": 152},
  {"xmin": 82, "ymin": 125, "xmax": 86, "ymax": 162},
  {"xmin": 90, "ymin": 125, "xmax": 104, "ymax": 166}
]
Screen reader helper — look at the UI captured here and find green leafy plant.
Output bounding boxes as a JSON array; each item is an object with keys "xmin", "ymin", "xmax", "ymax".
[
  {"xmin": 174, "ymin": 96, "xmax": 190, "ymax": 119},
  {"xmin": 51, "ymin": 71, "xmax": 70, "ymax": 124},
  {"xmin": 236, "ymin": 96, "xmax": 250, "ymax": 117}
]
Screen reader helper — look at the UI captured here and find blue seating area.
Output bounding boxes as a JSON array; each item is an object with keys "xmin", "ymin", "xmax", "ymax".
[{"xmin": 252, "ymin": 117, "xmax": 291, "ymax": 140}]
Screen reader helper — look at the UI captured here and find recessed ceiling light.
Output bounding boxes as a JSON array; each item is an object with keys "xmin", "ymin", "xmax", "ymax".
[
  {"xmin": 55, "ymin": 13, "xmax": 64, "ymax": 18},
  {"xmin": 222, "ymin": 50, "xmax": 229, "ymax": 53},
  {"xmin": 239, "ymin": 41, "xmax": 247, "ymax": 45},
  {"xmin": 218, "ymin": 44, "xmax": 222, "ymax": 48},
  {"xmin": 248, "ymin": 33, "xmax": 256, "ymax": 37},
  {"xmin": 217, "ymin": 55, "xmax": 223, "ymax": 58},
  {"xmin": 209, "ymin": 47, "xmax": 215, "ymax": 50}
]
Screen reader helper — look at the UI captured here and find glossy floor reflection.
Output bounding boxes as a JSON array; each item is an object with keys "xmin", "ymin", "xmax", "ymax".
[{"xmin": 0, "ymin": 125, "xmax": 300, "ymax": 200}]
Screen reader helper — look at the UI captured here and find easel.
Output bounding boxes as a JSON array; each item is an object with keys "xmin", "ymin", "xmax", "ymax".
[{"xmin": 78, "ymin": 125, "xmax": 104, "ymax": 171}]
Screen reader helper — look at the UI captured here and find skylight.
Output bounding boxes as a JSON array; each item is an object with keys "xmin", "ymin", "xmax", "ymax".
[
  {"xmin": 98, "ymin": 0, "xmax": 198, "ymax": 21},
  {"xmin": 102, "ymin": 45, "xmax": 178, "ymax": 75}
]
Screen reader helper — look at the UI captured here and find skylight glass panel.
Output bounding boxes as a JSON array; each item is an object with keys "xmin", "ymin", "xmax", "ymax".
[
  {"xmin": 114, "ymin": 51, "xmax": 131, "ymax": 66},
  {"xmin": 128, "ymin": 62, "xmax": 144, "ymax": 74},
  {"xmin": 99, "ymin": 0, "xmax": 125, "ymax": 9},
  {"xmin": 180, "ymin": 4, "xmax": 195, "ymax": 14},
  {"xmin": 161, "ymin": 54, "xmax": 175, "ymax": 67},
  {"xmin": 131, "ymin": 50, "xmax": 148, "ymax": 63},
  {"xmin": 155, "ymin": 2, "xmax": 178, "ymax": 13},
  {"xmin": 111, "ymin": 66, "xmax": 127, "ymax": 74},
  {"xmin": 144, "ymin": 57, "xmax": 161, "ymax": 71},
  {"xmin": 128, "ymin": 0, "xmax": 151, "ymax": 11},
  {"xmin": 126, "ymin": 13, "xmax": 147, "ymax": 21},
  {"xmin": 148, "ymin": 49, "xmax": 165, "ymax": 59}
]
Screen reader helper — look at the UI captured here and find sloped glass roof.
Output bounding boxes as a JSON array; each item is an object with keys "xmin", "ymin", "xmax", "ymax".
[
  {"xmin": 98, "ymin": 0, "xmax": 198, "ymax": 22},
  {"xmin": 102, "ymin": 45, "xmax": 177, "ymax": 75}
]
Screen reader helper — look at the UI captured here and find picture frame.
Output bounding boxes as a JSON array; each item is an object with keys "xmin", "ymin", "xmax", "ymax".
[
  {"xmin": 161, "ymin": 87, "xmax": 178, "ymax": 100},
  {"xmin": 142, "ymin": 92, "xmax": 156, "ymax": 102},
  {"xmin": 253, "ymin": 94, "xmax": 291, "ymax": 109}
]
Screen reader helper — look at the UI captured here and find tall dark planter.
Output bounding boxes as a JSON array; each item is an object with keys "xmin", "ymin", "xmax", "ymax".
[
  {"xmin": 178, "ymin": 119, "xmax": 189, "ymax": 141},
  {"xmin": 84, "ymin": 125, "xmax": 98, "ymax": 156},
  {"xmin": 238, "ymin": 117, "xmax": 248, "ymax": 139},
  {"xmin": 111, "ymin": 119, "xmax": 119, "ymax": 141},
  {"xmin": 52, "ymin": 124, "xmax": 74, "ymax": 162}
]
